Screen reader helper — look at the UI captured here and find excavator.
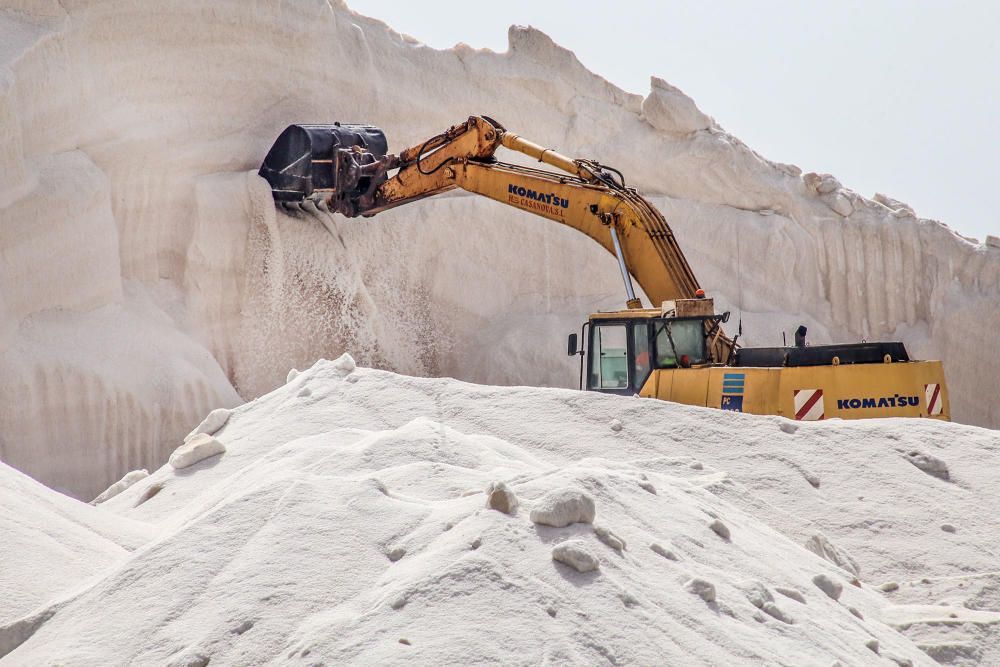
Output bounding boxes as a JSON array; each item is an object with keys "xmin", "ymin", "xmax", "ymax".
[{"xmin": 259, "ymin": 115, "xmax": 949, "ymax": 422}]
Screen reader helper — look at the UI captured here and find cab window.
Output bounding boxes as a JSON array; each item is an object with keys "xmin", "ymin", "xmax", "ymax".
[
  {"xmin": 591, "ymin": 324, "xmax": 628, "ymax": 389},
  {"xmin": 632, "ymin": 322, "xmax": 651, "ymax": 390},
  {"xmin": 654, "ymin": 319, "xmax": 707, "ymax": 367}
]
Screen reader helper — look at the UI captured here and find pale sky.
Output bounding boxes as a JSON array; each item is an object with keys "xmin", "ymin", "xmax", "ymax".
[{"xmin": 349, "ymin": 0, "xmax": 999, "ymax": 242}]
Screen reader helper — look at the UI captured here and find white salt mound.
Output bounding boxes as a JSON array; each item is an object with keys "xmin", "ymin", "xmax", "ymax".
[
  {"xmin": 0, "ymin": 462, "xmax": 152, "ymax": 627},
  {"xmin": 168, "ymin": 434, "xmax": 225, "ymax": 470},
  {"xmin": 529, "ymin": 488, "xmax": 596, "ymax": 527},
  {"xmin": 2, "ymin": 360, "xmax": 995, "ymax": 665}
]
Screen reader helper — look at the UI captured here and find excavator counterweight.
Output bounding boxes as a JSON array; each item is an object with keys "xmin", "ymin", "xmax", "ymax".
[{"xmin": 258, "ymin": 115, "xmax": 950, "ymax": 422}]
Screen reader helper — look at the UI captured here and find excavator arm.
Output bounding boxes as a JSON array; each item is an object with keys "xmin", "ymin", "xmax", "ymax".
[{"xmin": 259, "ymin": 115, "xmax": 733, "ymax": 360}]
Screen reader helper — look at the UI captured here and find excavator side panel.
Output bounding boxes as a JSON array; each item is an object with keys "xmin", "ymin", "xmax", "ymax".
[
  {"xmin": 664, "ymin": 369, "xmax": 711, "ymax": 407},
  {"xmin": 775, "ymin": 361, "xmax": 949, "ymax": 421},
  {"xmin": 639, "ymin": 361, "xmax": 949, "ymax": 421}
]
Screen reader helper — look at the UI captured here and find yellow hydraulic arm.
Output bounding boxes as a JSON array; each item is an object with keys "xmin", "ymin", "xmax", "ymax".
[
  {"xmin": 362, "ymin": 116, "xmax": 701, "ymax": 312},
  {"xmin": 259, "ymin": 115, "xmax": 733, "ymax": 360}
]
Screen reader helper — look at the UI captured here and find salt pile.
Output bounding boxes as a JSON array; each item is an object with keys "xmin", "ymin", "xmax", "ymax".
[
  {"xmin": 2, "ymin": 358, "xmax": 999, "ymax": 664},
  {"xmin": 1, "ymin": 1, "xmax": 998, "ymax": 503}
]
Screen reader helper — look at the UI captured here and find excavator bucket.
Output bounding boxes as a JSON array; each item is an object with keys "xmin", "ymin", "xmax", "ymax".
[{"xmin": 258, "ymin": 124, "xmax": 389, "ymax": 202}]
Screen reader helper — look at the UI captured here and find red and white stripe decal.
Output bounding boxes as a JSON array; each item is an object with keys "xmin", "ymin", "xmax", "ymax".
[
  {"xmin": 925, "ymin": 383, "xmax": 942, "ymax": 416},
  {"xmin": 794, "ymin": 389, "xmax": 825, "ymax": 421}
]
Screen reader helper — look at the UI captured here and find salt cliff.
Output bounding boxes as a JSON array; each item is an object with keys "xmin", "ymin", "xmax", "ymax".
[{"xmin": 1, "ymin": 0, "xmax": 997, "ymax": 499}]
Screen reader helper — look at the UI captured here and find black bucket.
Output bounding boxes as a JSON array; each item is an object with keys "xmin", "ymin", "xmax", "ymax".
[{"xmin": 258, "ymin": 124, "xmax": 389, "ymax": 202}]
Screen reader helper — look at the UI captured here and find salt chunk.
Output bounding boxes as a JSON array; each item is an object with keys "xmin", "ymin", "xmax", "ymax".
[
  {"xmin": 641, "ymin": 77, "xmax": 713, "ymax": 134},
  {"xmin": 185, "ymin": 408, "xmax": 231, "ymax": 441},
  {"xmin": 485, "ymin": 481, "xmax": 518, "ymax": 514},
  {"xmin": 169, "ymin": 434, "xmax": 225, "ymax": 469},
  {"xmin": 650, "ymin": 543, "xmax": 678, "ymax": 560},
  {"xmin": 873, "ymin": 192, "xmax": 915, "ymax": 215},
  {"xmin": 823, "ymin": 192, "xmax": 854, "ymax": 217},
  {"xmin": 805, "ymin": 533, "xmax": 860, "ymax": 576},
  {"xmin": 331, "ymin": 353, "xmax": 356, "ymax": 376},
  {"xmin": 903, "ymin": 450, "xmax": 949, "ymax": 480},
  {"xmin": 762, "ymin": 601, "xmax": 793, "ymax": 624},
  {"xmin": 709, "ymin": 519, "xmax": 731, "ymax": 540},
  {"xmin": 91, "ymin": 469, "xmax": 149, "ymax": 504},
  {"xmin": 594, "ymin": 525, "xmax": 626, "ymax": 552},
  {"xmin": 685, "ymin": 577, "xmax": 716, "ymax": 602},
  {"xmin": 286, "ymin": 368, "xmax": 300, "ymax": 383},
  {"xmin": 775, "ymin": 587, "xmax": 806, "ymax": 604},
  {"xmin": 742, "ymin": 581, "xmax": 773, "ymax": 609},
  {"xmin": 803, "ymin": 172, "xmax": 842, "ymax": 195},
  {"xmin": 530, "ymin": 488, "xmax": 596, "ymax": 527},
  {"xmin": 551, "ymin": 540, "xmax": 599, "ymax": 573},
  {"xmin": 779, "ymin": 421, "xmax": 798, "ymax": 434},
  {"xmin": 812, "ymin": 573, "xmax": 843, "ymax": 600},
  {"xmin": 168, "ymin": 652, "xmax": 210, "ymax": 667}
]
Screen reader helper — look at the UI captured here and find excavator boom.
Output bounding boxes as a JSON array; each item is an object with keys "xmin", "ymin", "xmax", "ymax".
[{"xmin": 259, "ymin": 116, "xmax": 717, "ymax": 342}]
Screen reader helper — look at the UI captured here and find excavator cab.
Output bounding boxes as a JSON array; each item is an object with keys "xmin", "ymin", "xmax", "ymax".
[{"xmin": 569, "ymin": 297, "xmax": 728, "ymax": 396}]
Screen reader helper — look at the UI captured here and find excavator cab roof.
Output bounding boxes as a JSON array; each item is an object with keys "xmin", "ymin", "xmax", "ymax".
[{"xmin": 589, "ymin": 308, "xmax": 664, "ymax": 320}]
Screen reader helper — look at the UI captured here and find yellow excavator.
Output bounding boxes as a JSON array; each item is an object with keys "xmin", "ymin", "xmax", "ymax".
[{"xmin": 259, "ymin": 115, "xmax": 949, "ymax": 422}]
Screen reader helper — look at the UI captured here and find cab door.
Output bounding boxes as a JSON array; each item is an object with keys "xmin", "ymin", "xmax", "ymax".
[{"xmin": 589, "ymin": 323, "xmax": 630, "ymax": 393}]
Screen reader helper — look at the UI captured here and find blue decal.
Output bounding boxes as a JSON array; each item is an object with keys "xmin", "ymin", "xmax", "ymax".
[
  {"xmin": 722, "ymin": 372, "xmax": 745, "ymax": 396},
  {"xmin": 721, "ymin": 395, "xmax": 744, "ymax": 412}
]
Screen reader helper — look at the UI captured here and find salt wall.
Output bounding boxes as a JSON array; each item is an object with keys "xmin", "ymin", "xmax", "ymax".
[{"xmin": 1, "ymin": 0, "xmax": 997, "ymax": 498}]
